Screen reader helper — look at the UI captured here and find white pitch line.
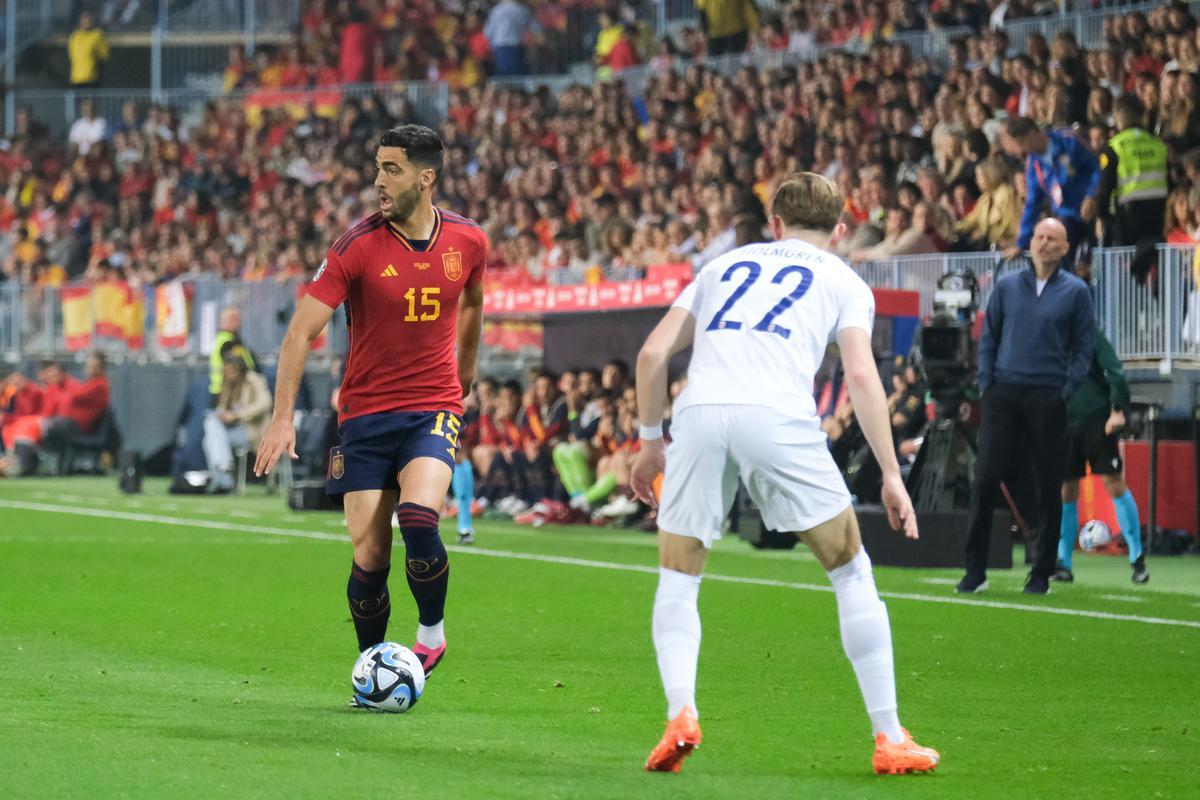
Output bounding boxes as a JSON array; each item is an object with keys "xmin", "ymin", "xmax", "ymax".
[
  {"xmin": 0, "ymin": 534, "xmax": 290, "ymax": 545},
  {"xmin": 0, "ymin": 499, "xmax": 346, "ymax": 544},
  {"xmin": 1099, "ymin": 594, "xmax": 1146, "ymax": 604},
  {"xmin": 2, "ymin": 499, "xmax": 1199, "ymax": 631}
]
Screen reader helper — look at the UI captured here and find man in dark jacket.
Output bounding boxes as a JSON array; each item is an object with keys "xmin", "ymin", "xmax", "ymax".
[
  {"xmin": 1056, "ymin": 329, "xmax": 1148, "ymax": 585},
  {"xmin": 958, "ymin": 218, "xmax": 1095, "ymax": 595}
]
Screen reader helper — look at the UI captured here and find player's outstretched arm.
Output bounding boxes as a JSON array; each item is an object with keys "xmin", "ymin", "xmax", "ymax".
[
  {"xmin": 457, "ymin": 284, "xmax": 485, "ymax": 397},
  {"xmin": 837, "ymin": 326, "xmax": 918, "ymax": 539},
  {"xmin": 254, "ymin": 294, "xmax": 335, "ymax": 476},
  {"xmin": 631, "ymin": 307, "xmax": 694, "ymax": 507}
]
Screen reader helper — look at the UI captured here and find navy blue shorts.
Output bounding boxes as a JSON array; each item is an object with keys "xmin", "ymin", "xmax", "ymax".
[{"xmin": 327, "ymin": 410, "xmax": 462, "ymax": 503}]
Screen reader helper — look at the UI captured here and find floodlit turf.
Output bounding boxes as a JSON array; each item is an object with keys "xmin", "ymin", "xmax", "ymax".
[{"xmin": 1, "ymin": 478, "xmax": 1198, "ymax": 799}]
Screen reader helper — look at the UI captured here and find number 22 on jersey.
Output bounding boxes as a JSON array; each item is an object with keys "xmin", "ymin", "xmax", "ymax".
[{"xmin": 705, "ymin": 260, "xmax": 814, "ymax": 339}]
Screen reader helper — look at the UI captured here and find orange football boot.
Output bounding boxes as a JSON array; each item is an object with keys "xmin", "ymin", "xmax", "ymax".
[
  {"xmin": 873, "ymin": 728, "xmax": 940, "ymax": 775},
  {"xmin": 644, "ymin": 706, "xmax": 702, "ymax": 773}
]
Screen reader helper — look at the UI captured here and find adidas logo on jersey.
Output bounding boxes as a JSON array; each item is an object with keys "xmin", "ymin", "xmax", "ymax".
[{"xmin": 380, "ymin": 265, "xmax": 398, "ymax": 277}]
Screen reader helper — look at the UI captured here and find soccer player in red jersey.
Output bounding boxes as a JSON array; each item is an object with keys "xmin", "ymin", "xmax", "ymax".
[{"xmin": 255, "ymin": 126, "xmax": 487, "ymax": 685}]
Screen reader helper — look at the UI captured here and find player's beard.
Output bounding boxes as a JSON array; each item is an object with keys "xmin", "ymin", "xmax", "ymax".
[{"xmin": 382, "ymin": 183, "xmax": 421, "ymax": 223}]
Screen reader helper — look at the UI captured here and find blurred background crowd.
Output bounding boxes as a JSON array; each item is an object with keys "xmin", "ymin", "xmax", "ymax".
[{"xmin": 0, "ymin": 0, "xmax": 1194, "ymax": 293}]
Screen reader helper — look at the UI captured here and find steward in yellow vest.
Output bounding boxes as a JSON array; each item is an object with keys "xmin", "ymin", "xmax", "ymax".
[{"xmin": 1096, "ymin": 95, "xmax": 1168, "ymax": 258}]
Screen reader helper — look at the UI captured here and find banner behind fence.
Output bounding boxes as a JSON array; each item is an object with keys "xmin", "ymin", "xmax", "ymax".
[{"xmin": 1, "ymin": 246, "xmax": 1196, "ymax": 367}]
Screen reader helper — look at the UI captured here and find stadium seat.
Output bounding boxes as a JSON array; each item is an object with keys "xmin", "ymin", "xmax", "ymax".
[{"xmin": 50, "ymin": 409, "xmax": 120, "ymax": 476}]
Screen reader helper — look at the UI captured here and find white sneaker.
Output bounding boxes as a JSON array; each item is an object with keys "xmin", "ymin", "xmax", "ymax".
[
  {"xmin": 569, "ymin": 495, "xmax": 591, "ymax": 513},
  {"xmin": 598, "ymin": 495, "xmax": 639, "ymax": 518}
]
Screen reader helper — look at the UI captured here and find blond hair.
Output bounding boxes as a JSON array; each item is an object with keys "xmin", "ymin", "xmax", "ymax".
[
  {"xmin": 770, "ymin": 172, "xmax": 844, "ymax": 232},
  {"xmin": 976, "ymin": 155, "xmax": 1011, "ymax": 192}
]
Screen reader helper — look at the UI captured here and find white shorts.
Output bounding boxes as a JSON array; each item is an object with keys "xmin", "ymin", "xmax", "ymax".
[{"xmin": 657, "ymin": 404, "xmax": 851, "ymax": 548}]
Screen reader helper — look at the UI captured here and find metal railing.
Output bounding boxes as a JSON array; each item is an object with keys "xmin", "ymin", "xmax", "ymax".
[
  {"xmin": 854, "ymin": 251, "xmax": 1005, "ymax": 319},
  {"xmin": 5, "ymin": 80, "xmax": 449, "ymax": 139},
  {"xmin": 1003, "ymin": 1, "xmax": 1200, "ymax": 53},
  {"xmin": 855, "ymin": 246, "xmax": 1198, "ymax": 366},
  {"xmin": 2, "ymin": 0, "xmax": 60, "ymax": 68},
  {"xmin": 159, "ymin": 0, "xmax": 298, "ymax": 34},
  {"xmin": 1097, "ymin": 245, "xmax": 1200, "ymax": 366},
  {"xmin": 4, "ymin": 247, "xmax": 1196, "ymax": 368},
  {"xmin": 34, "ymin": 0, "xmax": 299, "ymax": 34}
]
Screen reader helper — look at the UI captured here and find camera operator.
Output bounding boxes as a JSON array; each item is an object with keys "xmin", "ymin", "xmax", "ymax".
[
  {"xmin": 958, "ymin": 218, "xmax": 1094, "ymax": 596},
  {"xmin": 889, "ymin": 361, "xmax": 927, "ymax": 448}
]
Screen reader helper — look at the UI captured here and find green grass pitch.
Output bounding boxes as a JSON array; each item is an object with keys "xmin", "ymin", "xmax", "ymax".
[{"xmin": 1, "ymin": 477, "xmax": 1197, "ymax": 798}]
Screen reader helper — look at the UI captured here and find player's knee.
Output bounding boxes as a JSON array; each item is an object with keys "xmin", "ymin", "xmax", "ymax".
[
  {"xmin": 1061, "ymin": 481, "xmax": 1080, "ymax": 503},
  {"xmin": 801, "ymin": 507, "xmax": 861, "ymax": 571},
  {"xmin": 826, "ymin": 546, "xmax": 873, "ymax": 588},
  {"xmin": 396, "ymin": 503, "xmax": 444, "ymax": 552},
  {"xmin": 1101, "ymin": 475, "xmax": 1127, "ymax": 498},
  {"xmin": 658, "ymin": 532, "xmax": 706, "ymax": 576},
  {"xmin": 353, "ymin": 541, "xmax": 390, "ymax": 571}
]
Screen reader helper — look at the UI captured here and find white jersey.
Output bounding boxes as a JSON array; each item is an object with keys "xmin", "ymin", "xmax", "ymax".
[{"xmin": 672, "ymin": 238, "xmax": 875, "ymax": 424}]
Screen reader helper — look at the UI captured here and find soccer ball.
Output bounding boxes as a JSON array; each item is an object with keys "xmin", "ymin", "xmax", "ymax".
[
  {"xmin": 1078, "ymin": 520, "xmax": 1113, "ymax": 552},
  {"xmin": 351, "ymin": 642, "xmax": 426, "ymax": 712}
]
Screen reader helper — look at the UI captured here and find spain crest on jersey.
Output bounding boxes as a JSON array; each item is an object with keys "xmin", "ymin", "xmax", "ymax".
[{"xmin": 443, "ymin": 250, "xmax": 463, "ymax": 281}]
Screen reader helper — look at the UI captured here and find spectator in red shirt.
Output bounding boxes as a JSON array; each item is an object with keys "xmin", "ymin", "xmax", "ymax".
[
  {"xmin": 607, "ymin": 28, "xmax": 641, "ymax": 72},
  {"xmin": 1, "ymin": 357, "xmax": 108, "ymax": 475},
  {"xmin": 339, "ymin": 7, "xmax": 376, "ymax": 84},
  {"xmin": 45, "ymin": 352, "xmax": 111, "ymax": 440},
  {"xmin": 0, "ymin": 370, "xmax": 44, "ymax": 428}
]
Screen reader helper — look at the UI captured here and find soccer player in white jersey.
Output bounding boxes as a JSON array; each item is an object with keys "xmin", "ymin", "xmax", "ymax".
[{"xmin": 631, "ymin": 173, "xmax": 939, "ymax": 775}]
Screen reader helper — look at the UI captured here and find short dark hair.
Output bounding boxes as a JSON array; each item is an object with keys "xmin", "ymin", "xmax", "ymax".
[
  {"xmin": 605, "ymin": 358, "xmax": 630, "ymax": 377},
  {"xmin": 1114, "ymin": 94, "xmax": 1144, "ymax": 128},
  {"xmin": 222, "ymin": 354, "xmax": 248, "ymax": 372},
  {"xmin": 1005, "ymin": 116, "xmax": 1041, "ymax": 139},
  {"xmin": 965, "ymin": 129, "xmax": 990, "ymax": 159},
  {"xmin": 377, "ymin": 125, "xmax": 445, "ymax": 177}
]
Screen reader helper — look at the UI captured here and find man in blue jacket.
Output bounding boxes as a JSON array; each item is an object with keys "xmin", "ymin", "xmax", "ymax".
[
  {"xmin": 1003, "ymin": 118, "xmax": 1101, "ymax": 265},
  {"xmin": 959, "ymin": 218, "xmax": 1095, "ymax": 595}
]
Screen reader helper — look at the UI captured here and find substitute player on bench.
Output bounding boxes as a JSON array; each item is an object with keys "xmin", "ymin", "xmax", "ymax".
[
  {"xmin": 255, "ymin": 125, "xmax": 487, "ymax": 688},
  {"xmin": 631, "ymin": 173, "xmax": 938, "ymax": 775}
]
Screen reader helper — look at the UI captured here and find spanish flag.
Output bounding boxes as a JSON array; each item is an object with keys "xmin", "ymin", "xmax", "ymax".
[
  {"xmin": 93, "ymin": 281, "xmax": 127, "ymax": 338},
  {"xmin": 156, "ymin": 281, "xmax": 190, "ymax": 349},
  {"xmin": 62, "ymin": 286, "xmax": 93, "ymax": 351},
  {"xmin": 123, "ymin": 285, "xmax": 145, "ymax": 350}
]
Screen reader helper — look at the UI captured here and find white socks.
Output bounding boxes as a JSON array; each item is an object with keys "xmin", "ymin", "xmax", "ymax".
[
  {"xmin": 828, "ymin": 549, "xmax": 904, "ymax": 744},
  {"xmin": 652, "ymin": 567, "xmax": 702, "ymax": 720},
  {"xmin": 416, "ymin": 621, "xmax": 445, "ymax": 649},
  {"xmin": 651, "ymin": 552, "xmax": 902, "ymax": 739}
]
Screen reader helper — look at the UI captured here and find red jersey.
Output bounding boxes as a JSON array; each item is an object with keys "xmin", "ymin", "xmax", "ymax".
[
  {"xmin": 307, "ymin": 208, "xmax": 488, "ymax": 424},
  {"xmin": 62, "ymin": 376, "xmax": 110, "ymax": 432}
]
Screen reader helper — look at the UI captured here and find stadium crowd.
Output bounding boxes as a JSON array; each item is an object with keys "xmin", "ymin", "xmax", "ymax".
[{"xmin": 0, "ymin": 3, "xmax": 1195, "ymax": 296}]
